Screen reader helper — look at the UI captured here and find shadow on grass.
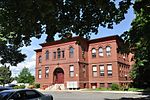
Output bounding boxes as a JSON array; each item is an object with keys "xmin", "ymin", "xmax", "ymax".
[{"xmin": 105, "ymin": 91, "xmax": 150, "ymax": 100}]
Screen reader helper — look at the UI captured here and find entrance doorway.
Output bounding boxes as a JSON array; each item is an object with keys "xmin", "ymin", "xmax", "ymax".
[{"xmin": 53, "ymin": 68, "xmax": 64, "ymax": 84}]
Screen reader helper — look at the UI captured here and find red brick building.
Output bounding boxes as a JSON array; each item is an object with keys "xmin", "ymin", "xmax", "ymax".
[{"xmin": 35, "ymin": 35, "xmax": 132, "ymax": 89}]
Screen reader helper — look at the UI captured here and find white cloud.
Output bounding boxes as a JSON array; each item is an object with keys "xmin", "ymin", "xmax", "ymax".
[{"xmin": 10, "ymin": 54, "xmax": 36, "ymax": 77}]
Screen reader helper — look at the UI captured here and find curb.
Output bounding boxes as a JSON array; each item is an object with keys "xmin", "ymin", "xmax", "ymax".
[{"xmin": 37, "ymin": 89, "xmax": 143, "ymax": 94}]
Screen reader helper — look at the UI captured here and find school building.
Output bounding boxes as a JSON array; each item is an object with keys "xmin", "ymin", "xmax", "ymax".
[{"xmin": 35, "ymin": 35, "xmax": 132, "ymax": 90}]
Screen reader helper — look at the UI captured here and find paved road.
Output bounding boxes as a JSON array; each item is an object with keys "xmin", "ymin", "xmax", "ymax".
[{"xmin": 41, "ymin": 90, "xmax": 150, "ymax": 100}]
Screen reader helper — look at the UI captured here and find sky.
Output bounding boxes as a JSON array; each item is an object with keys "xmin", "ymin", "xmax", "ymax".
[{"xmin": 10, "ymin": 7, "xmax": 135, "ymax": 77}]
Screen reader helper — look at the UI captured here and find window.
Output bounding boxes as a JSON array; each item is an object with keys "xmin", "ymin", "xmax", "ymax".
[
  {"xmin": 53, "ymin": 52, "xmax": 56, "ymax": 59},
  {"xmin": 69, "ymin": 47, "xmax": 74, "ymax": 58},
  {"xmin": 45, "ymin": 50, "xmax": 49, "ymax": 60},
  {"xmin": 45, "ymin": 67, "xmax": 49, "ymax": 78},
  {"xmin": 39, "ymin": 56, "xmax": 42, "ymax": 63},
  {"xmin": 38, "ymin": 69, "xmax": 42, "ymax": 79},
  {"xmin": 100, "ymin": 65, "xmax": 104, "ymax": 76},
  {"xmin": 107, "ymin": 64, "xmax": 112, "ymax": 76},
  {"xmin": 98, "ymin": 47, "xmax": 103, "ymax": 57},
  {"xmin": 106, "ymin": 46, "xmax": 111, "ymax": 56},
  {"xmin": 62, "ymin": 50, "xmax": 65, "ymax": 58},
  {"xmin": 83, "ymin": 65, "xmax": 86, "ymax": 78},
  {"xmin": 108, "ymin": 83, "xmax": 112, "ymax": 88},
  {"xmin": 57, "ymin": 48, "xmax": 61, "ymax": 59},
  {"xmin": 82, "ymin": 47, "xmax": 85, "ymax": 59},
  {"xmin": 25, "ymin": 90, "xmax": 42, "ymax": 99},
  {"xmin": 69, "ymin": 65, "xmax": 74, "ymax": 77},
  {"xmin": 92, "ymin": 65, "xmax": 97, "ymax": 77},
  {"xmin": 99, "ymin": 83, "xmax": 105, "ymax": 88},
  {"xmin": 92, "ymin": 48, "xmax": 96, "ymax": 58}
]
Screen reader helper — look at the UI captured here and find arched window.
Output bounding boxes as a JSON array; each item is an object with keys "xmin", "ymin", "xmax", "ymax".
[
  {"xmin": 45, "ymin": 50, "xmax": 49, "ymax": 60},
  {"xmin": 98, "ymin": 47, "xmax": 103, "ymax": 57},
  {"xmin": 57, "ymin": 48, "xmax": 61, "ymax": 59},
  {"xmin": 39, "ymin": 56, "xmax": 42, "ymax": 63},
  {"xmin": 92, "ymin": 48, "xmax": 96, "ymax": 58},
  {"xmin": 69, "ymin": 47, "xmax": 74, "ymax": 58},
  {"xmin": 106, "ymin": 46, "xmax": 111, "ymax": 56},
  {"xmin": 62, "ymin": 50, "xmax": 65, "ymax": 58}
]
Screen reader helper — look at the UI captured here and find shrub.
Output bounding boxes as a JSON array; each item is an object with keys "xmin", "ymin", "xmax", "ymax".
[
  {"xmin": 111, "ymin": 83, "xmax": 120, "ymax": 90},
  {"xmin": 28, "ymin": 85, "xmax": 35, "ymax": 89},
  {"xmin": 34, "ymin": 83, "xmax": 40, "ymax": 88},
  {"xmin": 13, "ymin": 86, "xmax": 19, "ymax": 89},
  {"xmin": 13, "ymin": 85, "xmax": 25, "ymax": 89},
  {"xmin": 19, "ymin": 85, "xmax": 25, "ymax": 89}
]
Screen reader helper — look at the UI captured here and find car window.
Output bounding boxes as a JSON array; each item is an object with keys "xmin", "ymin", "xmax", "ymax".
[
  {"xmin": 9, "ymin": 91, "xmax": 27, "ymax": 100},
  {"xmin": 0, "ymin": 87, "xmax": 11, "ymax": 92},
  {"xmin": 9, "ymin": 92, "xmax": 22, "ymax": 100},
  {"xmin": 25, "ymin": 90, "xmax": 42, "ymax": 99},
  {"xmin": 0, "ymin": 91, "xmax": 14, "ymax": 100},
  {"xmin": 0, "ymin": 88, "xmax": 8, "ymax": 92}
]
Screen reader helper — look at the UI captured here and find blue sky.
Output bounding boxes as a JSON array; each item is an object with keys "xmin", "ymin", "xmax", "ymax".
[{"xmin": 10, "ymin": 7, "xmax": 135, "ymax": 77}]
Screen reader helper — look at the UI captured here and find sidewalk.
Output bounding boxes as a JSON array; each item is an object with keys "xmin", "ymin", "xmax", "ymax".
[{"xmin": 37, "ymin": 88, "xmax": 145, "ymax": 94}]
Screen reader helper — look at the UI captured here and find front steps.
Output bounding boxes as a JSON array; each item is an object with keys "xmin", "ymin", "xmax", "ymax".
[{"xmin": 45, "ymin": 84, "xmax": 65, "ymax": 90}]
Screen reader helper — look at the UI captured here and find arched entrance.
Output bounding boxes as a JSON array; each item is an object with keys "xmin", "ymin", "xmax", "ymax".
[{"xmin": 53, "ymin": 67, "xmax": 64, "ymax": 84}]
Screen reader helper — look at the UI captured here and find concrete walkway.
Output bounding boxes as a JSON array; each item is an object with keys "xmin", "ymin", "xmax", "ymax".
[{"xmin": 37, "ymin": 88, "xmax": 146, "ymax": 94}]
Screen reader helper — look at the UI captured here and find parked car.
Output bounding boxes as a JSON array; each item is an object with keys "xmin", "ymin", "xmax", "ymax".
[
  {"xmin": 0, "ymin": 87, "xmax": 12, "ymax": 92},
  {"xmin": 0, "ymin": 89, "xmax": 53, "ymax": 100}
]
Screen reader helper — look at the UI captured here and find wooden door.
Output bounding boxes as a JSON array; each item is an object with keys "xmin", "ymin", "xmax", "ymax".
[{"xmin": 56, "ymin": 73, "xmax": 64, "ymax": 84}]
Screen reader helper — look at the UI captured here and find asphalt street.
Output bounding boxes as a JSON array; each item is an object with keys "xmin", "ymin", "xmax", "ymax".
[{"xmin": 41, "ymin": 90, "xmax": 150, "ymax": 100}]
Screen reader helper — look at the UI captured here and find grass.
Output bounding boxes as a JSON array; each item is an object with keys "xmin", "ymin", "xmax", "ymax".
[
  {"xmin": 128, "ymin": 88, "xmax": 144, "ymax": 92},
  {"xmin": 86, "ymin": 87, "xmax": 147, "ymax": 92}
]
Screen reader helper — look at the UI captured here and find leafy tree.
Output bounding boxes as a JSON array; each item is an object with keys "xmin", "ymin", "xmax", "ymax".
[
  {"xmin": 0, "ymin": 0, "xmax": 132, "ymax": 65},
  {"xmin": 0, "ymin": 66, "xmax": 13, "ymax": 86},
  {"xmin": 17, "ymin": 67, "xmax": 35, "ymax": 84},
  {"xmin": 0, "ymin": 44, "xmax": 26, "ymax": 66},
  {"xmin": 0, "ymin": 0, "xmax": 131, "ymax": 45},
  {"xmin": 122, "ymin": 0, "xmax": 150, "ymax": 88}
]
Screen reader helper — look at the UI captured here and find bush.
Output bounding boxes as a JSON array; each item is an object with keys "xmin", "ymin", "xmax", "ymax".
[
  {"xmin": 19, "ymin": 85, "xmax": 25, "ymax": 89},
  {"xmin": 13, "ymin": 85, "xmax": 25, "ymax": 89},
  {"xmin": 34, "ymin": 83, "xmax": 40, "ymax": 88},
  {"xmin": 111, "ymin": 83, "xmax": 120, "ymax": 90},
  {"xmin": 28, "ymin": 85, "xmax": 35, "ymax": 89},
  {"xmin": 96, "ymin": 87, "xmax": 111, "ymax": 91}
]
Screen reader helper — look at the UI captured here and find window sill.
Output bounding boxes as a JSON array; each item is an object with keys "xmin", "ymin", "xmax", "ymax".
[
  {"xmin": 52, "ymin": 58, "xmax": 66, "ymax": 61},
  {"xmin": 107, "ymin": 76, "xmax": 113, "ymax": 78}
]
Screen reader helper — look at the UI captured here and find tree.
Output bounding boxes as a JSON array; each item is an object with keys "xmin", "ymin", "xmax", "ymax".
[
  {"xmin": 0, "ymin": 44, "xmax": 26, "ymax": 66},
  {"xmin": 0, "ymin": 0, "xmax": 132, "ymax": 65},
  {"xmin": 0, "ymin": 0, "xmax": 132, "ymax": 44},
  {"xmin": 121, "ymin": 0, "xmax": 150, "ymax": 88},
  {"xmin": 0, "ymin": 66, "xmax": 13, "ymax": 86},
  {"xmin": 17, "ymin": 67, "xmax": 35, "ymax": 84}
]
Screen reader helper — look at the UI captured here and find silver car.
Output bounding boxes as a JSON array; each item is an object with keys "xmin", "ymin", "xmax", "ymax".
[{"xmin": 0, "ymin": 89, "xmax": 53, "ymax": 100}]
